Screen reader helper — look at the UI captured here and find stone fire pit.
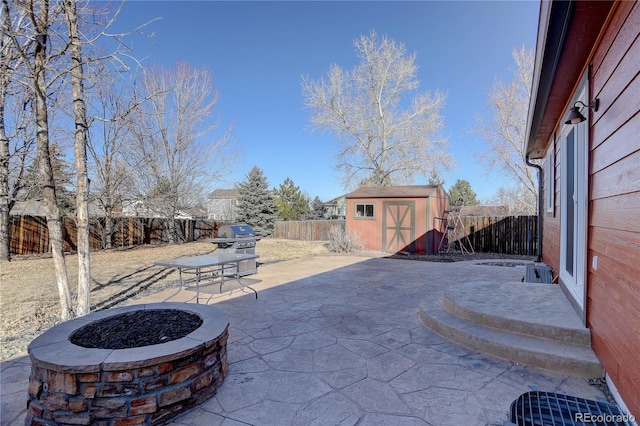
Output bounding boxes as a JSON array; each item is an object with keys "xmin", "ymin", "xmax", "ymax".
[{"xmin": 26, "ymin": 302, "xmax": 229, "ymax": 425}]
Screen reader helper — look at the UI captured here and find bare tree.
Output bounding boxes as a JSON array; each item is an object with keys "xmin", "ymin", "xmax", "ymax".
[
  {"xmin": 10, "ymin": 0, "xmax": 74, "ymax": 319},
  {"xmin": 0, "ymin": 1, "xmax": 34, "ymax": 261},
  {"xmin": 62, "ymin": 0, "xmax": 92, "ymax": 316},
  {"xmin": 3, "ymin": 0, "xmax": 154, "ymax": 318},
  {"xmin": 302, "ymin": 30, "xmax": 451, "ymax": 190},
  {"xmin": 87, "ymin": 69, "xmax": 135, "ymax": 249},
  {"xmin": 65, "ymin": 1, "xmax": 157, "ymax": 315},
  {"xmin": 486, "ymin": 185, "xmax": 536, "ymax": 215},
  {"xmin": 475, "ymin": 46, "xmax": 537, "ymax": 203},
  {"xmin": 127, "ymin": 62, "xmax": 235, "ymax": 243},
  {"xmin": 0, "ymin": 1, "xmax": 15, "ymax": 262}
]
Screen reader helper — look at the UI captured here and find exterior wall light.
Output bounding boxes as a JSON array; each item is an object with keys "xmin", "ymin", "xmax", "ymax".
[{"xmin": 564, "ymin": 99, "xmax": 600, "ymax": 124}]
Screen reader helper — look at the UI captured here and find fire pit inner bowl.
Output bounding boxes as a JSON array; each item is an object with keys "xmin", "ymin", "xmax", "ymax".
[
  {"xmin": 70, "ymin": 309, "xmax": 203, "ymax": 349},
  {"xmin": 26, "ymin": 303, "xmax": 229, "ymax": 425}
]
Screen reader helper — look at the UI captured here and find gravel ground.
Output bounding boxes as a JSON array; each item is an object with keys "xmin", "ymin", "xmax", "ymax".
[{"xmin": 386, "ymin": 251, "xmax": 537, "ymax": 264}]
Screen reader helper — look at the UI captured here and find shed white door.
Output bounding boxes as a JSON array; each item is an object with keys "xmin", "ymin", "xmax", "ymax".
[{"xmin": 382, "ymin": 201, "xmax": 415, "ymax": 253}]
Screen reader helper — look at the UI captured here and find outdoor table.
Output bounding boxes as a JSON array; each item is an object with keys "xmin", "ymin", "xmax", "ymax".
[{"xmin": 154, "ymin": 253, "xmax": 260, "ymax": 302}]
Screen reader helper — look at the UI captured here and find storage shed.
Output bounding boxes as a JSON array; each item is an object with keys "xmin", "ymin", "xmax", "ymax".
[{"xmin": 345, "ymin": 185, "xmax": 449, "ymax": 255}]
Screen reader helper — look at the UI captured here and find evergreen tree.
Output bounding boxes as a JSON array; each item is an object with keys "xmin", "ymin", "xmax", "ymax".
[
  {"xmin": 428, "ymin": 170, "xmax": 445, "ymax": 187},
  {"xmin": 309, "ymin": 196, "xmax": 325, "ymax": 219},
  {"xmin": 273, "ymin": 177, "xmax": 309, "ymax": 221},
  {"xmin": 448, "ymin": 179, "xmax": 479, "ymax": 206},
  {"xmin": 20, "ymin": 143, "xmax": 75, "ymax": 215},
  {"xmin": 236, "ymin": 166, "xmax": 277, "ymax": 236}
]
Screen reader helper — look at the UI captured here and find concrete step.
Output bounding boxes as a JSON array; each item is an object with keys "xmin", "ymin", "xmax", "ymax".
[
  {"xmin": 419, "ymin": 294, "xmax": 604, "ymax": 378},
  {"xmin": 442, "ymin": 282, "xmax": 593, "ymax": 347}
]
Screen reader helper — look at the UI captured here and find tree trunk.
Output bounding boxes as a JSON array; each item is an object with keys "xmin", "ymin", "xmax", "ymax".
[
  {"xmin": 0, "ymin": 5, "xmax": 11, "ymax": 262},
  {"xmin": 104, "ymin": 213, "xmax": 113, "ymax": 249},
  {"xmin": 0, "ymin": 78, "xmax": 10, "ymax": 263},
  {"xmin": 0, "ymin": 124, "xmax": 10, "ymax": 263},
  {"xmin": 33, "ymin": 0, "xmax": 72, "ymax": 321},
  {"xmin": 64, "ymin": 0, "xmax": 91, "ymax": 317},
  {"xmin": 168, "ymin": 217, "xmax": 176, "ymax": 244}
]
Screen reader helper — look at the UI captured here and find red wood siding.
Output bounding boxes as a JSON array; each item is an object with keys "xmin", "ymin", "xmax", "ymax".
[
  {"xmin": 346, "ymin": 198, "xmax": 384, "ymax": 252},
  {"xmin": 541, "ymin": 1, "xmax": 640, "ymax": 416},
  {"xmin": 347, "ymin": 197, "xmax": 428, "ymax": 253},
  {"xmin": 542, "ymin": 136, "xmax": 561, "ymax": 282},
  {"xmin": 588, "ymin": 1, "xmax": 640, "ymax": 417},
  {"xmin": 345, "ymin": 188, "xmax": 449, "ymax": 255}
]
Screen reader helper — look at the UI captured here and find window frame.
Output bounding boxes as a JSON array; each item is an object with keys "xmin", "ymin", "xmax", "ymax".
[
  {"xmin": 354, "ymin": 202, "xmax": 376, "ymax": 219},
  {"xmin": 559, "ymin": 79, "xmax": 589, "ymax": 312}
]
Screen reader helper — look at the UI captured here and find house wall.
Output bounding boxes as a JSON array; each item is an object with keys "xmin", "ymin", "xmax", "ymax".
[
  {"xmin": 543, "ymin": 137, "xmax": 561, "ymax": 282},
  {"xmin": 324, "ymin": 196, "xmax": 347, "ymax": 219},
  {"xmin": 542, "ymin": 1, "xmax": 640, "ymax": 417},
  {"xmin": 207, "ymin": 198, "xmax": 237, "ymax": 221},
  {"xmin": 588, "ymin": 1, "xmax": 640, "ymax": 417},
  {"xmin": 346, "ymin": 197, "xmax": 440, "ymax": 254}
]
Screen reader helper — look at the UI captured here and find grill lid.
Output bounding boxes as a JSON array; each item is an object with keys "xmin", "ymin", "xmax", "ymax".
[{"xmin": 219, "ymin": 224, "xmax": 255, "ymax": 238}]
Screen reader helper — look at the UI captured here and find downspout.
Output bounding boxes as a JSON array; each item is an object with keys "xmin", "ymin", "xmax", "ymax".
[{"xmin": 526, "ymin": 154, "xmax": 543, "ymax": 263}]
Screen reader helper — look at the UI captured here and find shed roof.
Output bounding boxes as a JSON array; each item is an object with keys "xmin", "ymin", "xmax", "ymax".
[{"xmin": 345, "ymin": 185, "xmax": 442, "ymax": 199}]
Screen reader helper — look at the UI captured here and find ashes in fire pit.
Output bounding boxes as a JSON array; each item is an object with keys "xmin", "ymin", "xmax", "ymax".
[{"xmin": 70, "ymin": 309, "xmax": 203, "ymax": 349}]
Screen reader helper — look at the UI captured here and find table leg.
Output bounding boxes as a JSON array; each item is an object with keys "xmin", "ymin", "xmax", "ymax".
[
  {"xmin": 219, "ymin": 265, "xmax": 225, "ymax": 293},
  {"xmin": 196, "ymin": 267, "xmax": 201, "ymax": 303},
  {"xmin": 237, "ymin": 260, "xmax": 258, "ymax": 299}
]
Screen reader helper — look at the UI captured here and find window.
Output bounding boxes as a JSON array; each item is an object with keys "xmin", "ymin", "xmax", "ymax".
[
  {"xmin": 354, "ymin": 203, "xmax": 375, "ymax": 218},
  {"xmin": 544, "ymin": 139, "xmax": 555, "ymax": 214}
]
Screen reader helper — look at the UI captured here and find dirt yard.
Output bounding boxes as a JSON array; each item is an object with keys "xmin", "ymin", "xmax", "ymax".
[{"xmin": 0, "ymin": 239, "xmax": 331, "ymax": 361}]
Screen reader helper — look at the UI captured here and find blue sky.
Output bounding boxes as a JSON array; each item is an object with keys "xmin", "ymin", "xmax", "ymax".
[{"xmin": 111, "ymin": 1, "xmax": 539, "ymax": 202}]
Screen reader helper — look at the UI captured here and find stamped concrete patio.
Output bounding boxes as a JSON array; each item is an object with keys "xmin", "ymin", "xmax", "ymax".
[{"xmin": 1, "ymin": 255, "xmax": 609, "ymax": 425}]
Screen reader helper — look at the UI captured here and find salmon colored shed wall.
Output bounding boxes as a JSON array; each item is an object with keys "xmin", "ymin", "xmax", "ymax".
[
  {"xmin": 541, "ymin": 1, "xmax": 640, "ymax": 417},
  {"xmin": 346, "ymin": 190, "xmax": 449, "ymax": 255},
  {"xmin": 429, "ymin": 193, "xmax": 450, "ymax": 253},
  {"xmin": 346, "ymin": 197, "xmax": 385, "ymax": 252},
  {"xmin": 346, "ymin": 197, "xmax": 427, "ymax": 253}
]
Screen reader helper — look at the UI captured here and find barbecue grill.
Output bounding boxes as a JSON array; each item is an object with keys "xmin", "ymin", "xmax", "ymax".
[{"xmin": 210, "ymin": 224, "xmax": 259, "ymax": 276}]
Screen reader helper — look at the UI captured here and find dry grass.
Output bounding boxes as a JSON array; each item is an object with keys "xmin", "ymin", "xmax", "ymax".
[{"xmin": 0, "ymin": 238, "xmax": 331, "ymax": 361}]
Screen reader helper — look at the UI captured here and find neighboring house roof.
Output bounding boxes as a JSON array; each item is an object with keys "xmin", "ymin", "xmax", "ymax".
[
  {"xmin": 323, "ymin": 194, "xmax": 346, "ymax": 206},
  {"xmin": 209, "ymin": 189, "xmax": 239, "ymax": 199},
  {"xmin": 10, "ymin": 200, "xmax": 47, "ymax": 216},
  {"xmin": 176, "ymin": 206, "xmax": 207, "ymax": 219},
  {"xmin": 345, "ymin": 185, "xmax": 442, "ymax": 199},
  {"xmin": 525, "ymin": 0, "xmax": 614, "ymax": 159},
  {"xmin": 459, "ymin": 205, "xmax": 509, "ymax": 217}
]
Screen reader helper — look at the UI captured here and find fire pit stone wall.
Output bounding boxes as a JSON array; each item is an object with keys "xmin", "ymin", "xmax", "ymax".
[{"xmin": 26, "ymin": 303, "xmax": 229, "ymax": 426}]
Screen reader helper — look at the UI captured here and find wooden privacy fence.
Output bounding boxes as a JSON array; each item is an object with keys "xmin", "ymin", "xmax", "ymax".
[
  {"xmin": 9, "ymin": 215, "xmax": 219, "ymax": 255},
  {"xmin": 461, "ymin": 215, "xmax": 538, "ymax": 256},
  {"xmin": 274, "ymin": 216, "xmax": 538, "ymax": 256},
  {"xmin": 274, "ymin": 219, "xmax": 345, "ymax": 241},
  {"xmin": 10, "ymin": 215, "xmax": 537, "ymax": 256}
]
